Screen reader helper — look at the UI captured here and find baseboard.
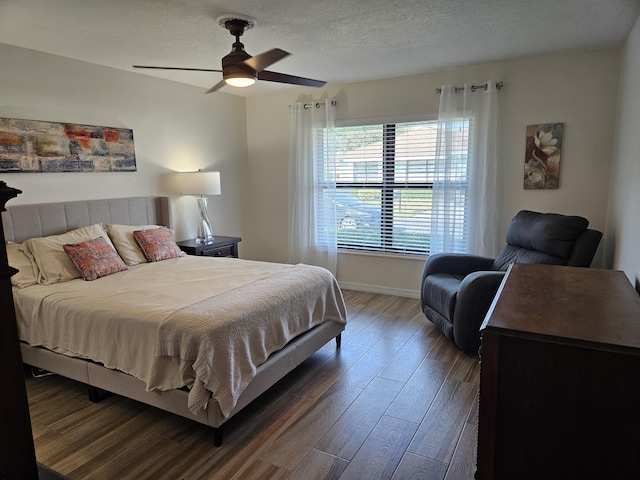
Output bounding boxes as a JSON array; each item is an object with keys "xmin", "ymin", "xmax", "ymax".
[{"xmin": 338, "ymin": 281, "xmax": 420, "ymax": 299}]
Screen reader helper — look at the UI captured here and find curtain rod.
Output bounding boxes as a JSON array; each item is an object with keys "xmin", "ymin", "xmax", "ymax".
[
  {"xmin": 289, "ymin": 100, "xmax": 337, "ymax": 110},
  {"xmin": 436, "ymin": 82, "xmax": 504, "ymax": 94}
]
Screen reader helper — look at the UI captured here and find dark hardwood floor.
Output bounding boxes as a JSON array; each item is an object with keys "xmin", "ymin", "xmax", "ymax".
[{"xmin": 25, "ymin": 290, "xmax": 480, "ymax": 479}]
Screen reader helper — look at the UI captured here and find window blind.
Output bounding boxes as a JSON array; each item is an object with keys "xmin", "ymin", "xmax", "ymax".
[{"xmin": 317, "ymin": 119, "xmax": 470, "ymax": 254}]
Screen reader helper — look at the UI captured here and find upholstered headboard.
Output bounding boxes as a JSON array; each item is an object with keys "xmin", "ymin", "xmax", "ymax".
[{"xmin": 1, "ymin": 196, "xmax": 172, "ymax": 243}]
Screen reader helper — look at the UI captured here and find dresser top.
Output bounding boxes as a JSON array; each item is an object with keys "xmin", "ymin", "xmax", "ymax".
[{"xmin": 481, "ymin": 263, "xmax": 640, "ymax": 351}]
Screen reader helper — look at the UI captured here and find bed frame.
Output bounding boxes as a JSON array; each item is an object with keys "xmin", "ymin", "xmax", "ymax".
[{"xmin": 3, "ymin": 196, "xmax": 344, "ymax": 446}]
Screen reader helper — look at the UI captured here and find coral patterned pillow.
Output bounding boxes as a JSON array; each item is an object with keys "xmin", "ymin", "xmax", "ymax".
[
  {"xmin": 22, "ymin": 223, "xmax": 115, "ymax": 284},
  {"xmin": 63, "ymin": 237, "xmax": 128, "ymax": 281},
  {"xmin": 133, "ymin": 228, "xmax": 182, "ymax": 262},
  {"xmin": 106, "ymin": 224, "xmax": 170, "ymax": 266}
]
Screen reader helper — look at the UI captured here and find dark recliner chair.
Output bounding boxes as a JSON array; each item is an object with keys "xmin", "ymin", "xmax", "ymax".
[{"xmin": 420, "ymin": 210, "xmax": 602, "ymax": 354}]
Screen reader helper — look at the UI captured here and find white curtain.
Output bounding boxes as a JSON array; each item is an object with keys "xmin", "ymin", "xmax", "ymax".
[
  {"xmin": 430, "ymin": 82, "xmax": 500, "ymax": 257},
  {"xmin": 288, "ymin": 99, "xmax": 337, "ymax": 274}
]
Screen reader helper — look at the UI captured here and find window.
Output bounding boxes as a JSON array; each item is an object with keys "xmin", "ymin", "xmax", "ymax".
[{"xmin": 317, "ymin": 119, "xmax": 470, "ymax": 254}]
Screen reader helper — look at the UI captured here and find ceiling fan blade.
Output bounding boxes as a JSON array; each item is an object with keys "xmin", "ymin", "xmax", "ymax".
[
  {"xmin": 205, "ymin": 80, "xmax": 227, "ymax": 94},
  {"xmin": 258, "ymin": 70, "xmax": 326, "ymax": 87},
  {"xmin": 132, "ymin": 65, "xmax": 223, "ymax": 73},
  {"xmin": 242, "ymin": 48, "xmax": 289, "ymax": 73}
]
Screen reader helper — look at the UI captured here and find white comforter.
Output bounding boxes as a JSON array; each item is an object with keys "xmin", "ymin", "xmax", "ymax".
[{"xmin": 14, "ymin": 256, "xmax": 347, "ymax": 415}]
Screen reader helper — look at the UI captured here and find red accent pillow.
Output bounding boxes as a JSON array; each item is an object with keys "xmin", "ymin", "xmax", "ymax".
[
  {"xmin": 63, "ymin": 237, "xmax": 128, "ymax": 281},
  {"xmin": 133, "ymin": 228, "xmax": 182, "ymax": 262}
]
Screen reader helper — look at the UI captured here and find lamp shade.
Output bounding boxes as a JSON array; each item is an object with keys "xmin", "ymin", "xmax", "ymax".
[{"xmin": 180, "ymin": 171, "xmax": 221, "ymax": 196}]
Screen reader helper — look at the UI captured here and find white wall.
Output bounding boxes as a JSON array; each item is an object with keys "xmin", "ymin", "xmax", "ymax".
[
  {"xmin": 0, "ymin": 43, "xmax": 248, "ymax": 243},
  {"xmin": 245, "ymin": 49, "xmax": 620, "ymax": 297},
  {"xmin": 607, "ymin": 16, "xmax": 640, "ymax": 290}
]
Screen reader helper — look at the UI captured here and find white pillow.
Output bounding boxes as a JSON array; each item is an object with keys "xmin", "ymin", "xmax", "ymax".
[
  {"xmin": 6, "ymin": 242, "xmax": 38, "ymax": 288},
  {"xmin": 106, "ymin": 224, "xmax": 172, "ymax": 266},
  {"xmin": 21, "ymin": 224, "xmax": 115, "ymax": 285}
]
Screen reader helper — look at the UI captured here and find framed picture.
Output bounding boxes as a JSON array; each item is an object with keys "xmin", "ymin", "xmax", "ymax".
[
  {"xmin": 524, "ymin": 123, "xmax": 563, "ymax": 189},
  {"xmin": 0, "ymin": 117, "xmax": 136, "ymax": 173}
]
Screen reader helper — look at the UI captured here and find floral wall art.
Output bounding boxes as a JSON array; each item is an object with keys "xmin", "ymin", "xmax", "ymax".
[
  {"xmin": 0, "ymin": 117, "xmax": 136, "ymax": 173},
  {"xmin": 524, "ymin": 123, "xmax": 563, "ymax": 189}
]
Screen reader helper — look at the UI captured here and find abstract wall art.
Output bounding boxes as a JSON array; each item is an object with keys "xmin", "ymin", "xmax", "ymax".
[
  {"xmin": 0, "ymin": 117, "xmax": 136, "ymax": 173},
  {"xmin": 524, "ymin": 123, "xmax": 563, "ymax": 189}
]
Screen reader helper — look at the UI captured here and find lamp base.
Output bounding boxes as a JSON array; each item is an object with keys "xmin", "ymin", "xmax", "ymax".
[
  {"xmin": 196, "ymin": 236, "xmax": 215, "ymax": 244},
  {"xmin": 195, "ymin": 196, "xmax": 214, "ymax": 243}
]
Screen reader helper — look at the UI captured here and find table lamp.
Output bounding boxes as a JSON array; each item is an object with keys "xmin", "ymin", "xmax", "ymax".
[{"xmin": 180, "ymin": 171, "xmax": 221, "ymax": 243}]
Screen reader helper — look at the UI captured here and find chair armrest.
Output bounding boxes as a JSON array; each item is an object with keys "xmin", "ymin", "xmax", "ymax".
[
  {"xmin": 422, "ymin": 253, "xmax": 495, "ymax": 278},
  {"xmin": 452, "ymin": 271, "xmax": 506, "ymax": 354},
  {"xmin": 420, "ymin": 254, "xmax": 496, "ymax": 311}
]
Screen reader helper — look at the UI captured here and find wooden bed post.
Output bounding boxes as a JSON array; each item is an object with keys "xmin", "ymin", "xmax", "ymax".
[{"xmin": 0, "ymin": 182, "xmax": 39, "ymax": 480}]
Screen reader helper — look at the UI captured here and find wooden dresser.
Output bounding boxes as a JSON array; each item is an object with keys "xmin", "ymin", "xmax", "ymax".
[{"xmin": 476, "ymin": 263, "xmax": 640, "ymax": 480}]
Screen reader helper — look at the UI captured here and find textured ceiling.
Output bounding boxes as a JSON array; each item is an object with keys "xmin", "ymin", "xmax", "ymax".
[{"xmin": 1, "ymin": 0, "xmax": 639, "ymax": 97}]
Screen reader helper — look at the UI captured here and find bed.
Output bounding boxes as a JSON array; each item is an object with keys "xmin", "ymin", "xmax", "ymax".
[{"xmin": 3, "ymin": 196, "xmax": 347, "ymax": 446}]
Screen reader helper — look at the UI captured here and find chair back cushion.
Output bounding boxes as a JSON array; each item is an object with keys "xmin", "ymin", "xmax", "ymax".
[{"xmin": 492, "ymin": 210, "xmax": 589, "ymax": 271}]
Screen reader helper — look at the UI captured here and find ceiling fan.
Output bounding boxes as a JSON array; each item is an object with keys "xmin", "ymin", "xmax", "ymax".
[{"xmin": 133, "ymin": 14, "xmax": 326, "ymax": 93}]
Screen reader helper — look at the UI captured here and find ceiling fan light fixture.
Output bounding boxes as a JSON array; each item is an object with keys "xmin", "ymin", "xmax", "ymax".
[{"xmin": 225, "ymin": 76, "xmax": 256, "ymax": 87}]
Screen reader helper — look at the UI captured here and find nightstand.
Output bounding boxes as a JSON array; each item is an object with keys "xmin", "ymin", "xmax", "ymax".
[{"xmin": 176, "ymin": 236, "xmax": 241, "ymax": 258}]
